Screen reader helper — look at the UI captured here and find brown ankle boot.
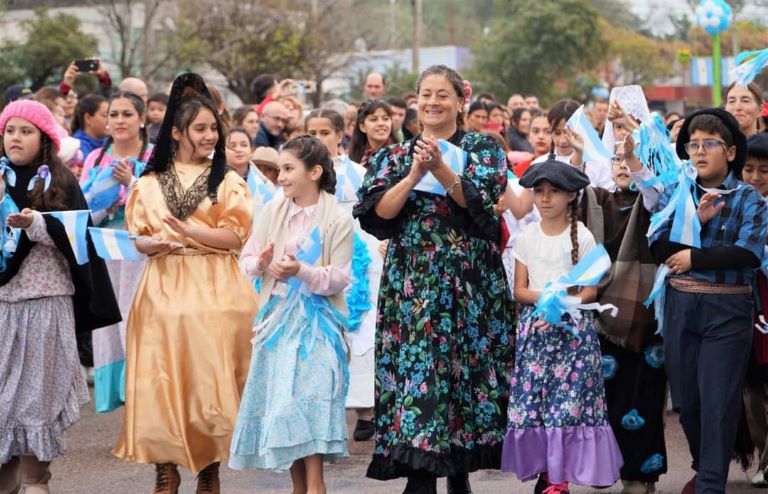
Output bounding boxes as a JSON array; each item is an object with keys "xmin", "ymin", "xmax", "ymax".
[
  {"xmin": 195, "ymin": 462, "xmax": 220, "ymax": 494},
  {"xmin": 19, "ymin": 456, "xmax": 50, "ymax": 494},
  {"xmin": 153, "ymin": 463, "xmax": 180, "ymax": 494},
  {"xmin": 0, "ymin": 457, "xmax": 21, "ymax": 494}
]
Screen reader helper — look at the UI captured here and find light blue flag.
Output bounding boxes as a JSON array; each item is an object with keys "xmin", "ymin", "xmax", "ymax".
[
  {"xmin": 82, "ymin": 165, "xmax": 121, "ymax": 212},
  {"xmin": 566, "ymin": 105, "xmax": 612, "ymax": 163},
  {"xmin": 558, "ymin": 244, "xmax": 612, "ymax": 287},
  {"xmin": 44, "ymin": 210, "xmax": 91, "ymax": 264},
  {"xmin": 344, "ymin": 155, "xmax": 363, "ymax": 191},
  {"xmin": 532, "ymin": 244, "xmax": 617, "ymax": 334},
  {"xmin": 88, "ymin": 227, "xmax": 142, "ymax": 261},
  {"xmin": 730, "ymin": 48, "xmax": 768, "ymax": 86},
  {"xmin": 253, "ymin": 182, "xmax": 274, "ymax": 206},
  {"xmin": 286, "ymin": 225, "xmax": 323, "ymax": 290},
  {"xmin": 670, "ymin": 183, "xmax": 702, "ymax": 248},
  {"xmin": 246, "ymin": 168, "xmax": 259, "ymax": 197},
  {"xmin": 413, "ymin": 139, "xmax": 467, "ymax": 195},
  {"xmin": 336, "ymin": 156, "xmax": 365, "ymax": 202}
]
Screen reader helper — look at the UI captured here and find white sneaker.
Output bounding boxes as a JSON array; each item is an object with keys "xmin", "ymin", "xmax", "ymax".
[{"xmin": 752, "ymin": 470, "xmax": 768, "ymax": 487}]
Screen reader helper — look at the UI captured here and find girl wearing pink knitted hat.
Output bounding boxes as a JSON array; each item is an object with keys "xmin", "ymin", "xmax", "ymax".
[{"xmin": 0, "ymin": 100, "xmax": 119, "ymax": 493}]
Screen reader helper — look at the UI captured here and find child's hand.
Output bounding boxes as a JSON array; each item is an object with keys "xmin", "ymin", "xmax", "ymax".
[
  {"xmin": 134, "ymin": 235, "xmax": 175, "ymax": 255},
  {"xmin": 7, "ymin": 208, "xmax": 36, "ymax": 229},
  {"xmin": 665, "ymin": 249, "xmax": 692, "ymax": 275},
  {"xmin": 565, "ymin": 128, "xmax": 585, "ymax": 153},
  {"xmin": 533, "ymin": 319, "xmax": 551, "ymax": 331},
  {"xmin": 256, "ymin": 242, "xmax": 275, "ymax": 271},
  {"xmin": 269, "ymin": 253, "xmax": 300, "ymax": 280},
  {"xmin": 623, "ymin": 133, "xmax": 636, "ymax": 158},
  {"xmin": 697, "ymin": 192, "xmax": 724, "ymax": 224},
  {"xmin": 163, "ymin": 215, "xmax": 193, "ymax": 238}
]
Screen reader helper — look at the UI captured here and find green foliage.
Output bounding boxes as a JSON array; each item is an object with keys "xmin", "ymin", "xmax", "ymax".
[
  {"xmin": 470, "ymin": 0, "xmax": 604, "ymax": 105},
  {"xmin": 1, "ymin": 9, "xmax": 97, "ymax": 90}
]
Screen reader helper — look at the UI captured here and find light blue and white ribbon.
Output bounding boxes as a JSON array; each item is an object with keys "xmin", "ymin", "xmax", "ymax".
[
  {"xmin": 336, "ymin": 155, "xmax": 365, "ymax": 202},
  {"xmin": 566, "ymin": 105, "xmax": 612, "ymax": 163},
  {"xmin": 644, "ymin": 264, "xmax": 671, "ymax": 335},
  {"xmin": 646, "ymin": 161, "xmax": 702, "ymax": 248},
  {"xmin": 88, "ymin": 227, "xmax": 143, "ymax": 261},
  {"xmin": 532, "ymin": 244, "xmax": 618, "ymax": 336},
  {"xmin": 0, "ymin": 157, "xmax": 17, "ymax": 188},
  {"xmin": 27, "ymin": 165, "xmax": 52, "ymax": 192},
  {"xmin": 413, "ymin": 139, "xmax": 467, "ymax": 195},
  {"xmin": 730, "ymin": 48, "xmax": 768, "ymax": 87},
  {"xmin": 43, "ymin": 210, "xmax": 91, "ymax": 264}
]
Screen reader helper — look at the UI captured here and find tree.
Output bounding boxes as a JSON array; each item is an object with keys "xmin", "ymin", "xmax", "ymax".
[
  {"xmin": 0, "ymin": 9, "xmax": 97, "ymax": 90},
  {"xmin": 94, "ymin": 0, "xmax": 180, "ymax": 83},
  {"xmin": 175, "ymin": 0, "xmax": 375, "ymax": 104},
  {"xmin": 470, "ymin": 0, "xmax": 605, "ymax": 104},
  {"xmin": 174, "ymin": 0, "xmax": 305, "ymax": 102},
  {"xmin": 601, "ymin": 20, "xmax": 678, "ymax": 86}
]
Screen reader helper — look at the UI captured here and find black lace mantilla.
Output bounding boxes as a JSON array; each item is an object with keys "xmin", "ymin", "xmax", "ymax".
[{"xmin": 156, "ymin": 163, "xmax": 218, "ymax": 220}]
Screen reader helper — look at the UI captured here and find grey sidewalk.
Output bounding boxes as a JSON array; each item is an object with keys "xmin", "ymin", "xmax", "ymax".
[{"xmin": 50, "ymin": 405, "xmax": 758, "ymax": 493}]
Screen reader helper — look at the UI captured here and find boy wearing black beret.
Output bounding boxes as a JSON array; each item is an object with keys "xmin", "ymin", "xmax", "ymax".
[{"xmin": 650, "ymin": 108, "xmax": 768, "ymax": 493}]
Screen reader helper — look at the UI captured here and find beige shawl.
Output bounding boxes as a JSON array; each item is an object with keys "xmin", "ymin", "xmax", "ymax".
[{"xmin": 253, "ymin": 190, "xmax": 354, "ymax": 312}]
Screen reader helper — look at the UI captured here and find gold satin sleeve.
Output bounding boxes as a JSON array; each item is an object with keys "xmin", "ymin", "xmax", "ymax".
[
  {"xmin": 125, "ymin": 176, "xmax": 156, "ymax": 238},
  {"xmin": 213, "ymin": 171, "xmax": 253, "ymax": 246}
]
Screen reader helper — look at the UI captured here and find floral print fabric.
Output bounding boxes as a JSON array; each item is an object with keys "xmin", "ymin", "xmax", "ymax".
[{"xmin": 355, "ymin": 131, "xmax": 516, "ymax": 479}]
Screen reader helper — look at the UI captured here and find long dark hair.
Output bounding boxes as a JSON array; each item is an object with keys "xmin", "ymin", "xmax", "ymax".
[
  {"xmin": 348, "ymin": 99, "xmax": 395, "ymax": 164},
  {"xmin": 71, "ymin": 94, "xmax": 106, "ymax": 135},
  {"xmin": 95, "ymin": 91, "xmax": 149, "ymax": 167},
  {"xmin": 282, "ymin": 135, "xmax": 336, "ymax": 194},
  {"xmin": 0, "ymin": 133, "xmax": 69, "ymax": 211}
]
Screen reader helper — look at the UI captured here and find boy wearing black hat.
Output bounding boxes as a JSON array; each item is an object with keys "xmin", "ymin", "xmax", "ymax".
[{"xmin": 650, "ymin": 108, "xmax": 768, "ymax": 494}]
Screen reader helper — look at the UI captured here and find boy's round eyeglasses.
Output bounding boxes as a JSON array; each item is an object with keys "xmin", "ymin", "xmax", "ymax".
[{"xmin": 684, "ymin": 139, "xmax": 727, "ymax": 154}]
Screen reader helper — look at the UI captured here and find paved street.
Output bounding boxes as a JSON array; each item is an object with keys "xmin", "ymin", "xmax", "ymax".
[{"xmin": 46, "ymin": 403, "xmax": 763, "ymax": 493}]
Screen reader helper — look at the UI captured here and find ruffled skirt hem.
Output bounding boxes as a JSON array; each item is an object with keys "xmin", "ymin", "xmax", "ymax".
[
  {"xmin": 366, "ymin": 443, "xmax": 503, "ymax": 480},
  {"xmin": 501, "ymin": 425, "xmax": 623, "ymax": 486}
]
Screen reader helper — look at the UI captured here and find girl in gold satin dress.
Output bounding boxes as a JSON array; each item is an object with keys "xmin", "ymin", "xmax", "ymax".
[{"xmin": 112, "ymin": 74, "xmax": 259, "ymax": 494}]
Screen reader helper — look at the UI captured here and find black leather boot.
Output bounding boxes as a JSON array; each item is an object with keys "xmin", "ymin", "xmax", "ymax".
[
  {"xmin": 447, "ymin": 472, "xmax": 473, "ymax": 494},
  {"xmin": 403, "ymin": 471, "xmax": 437, "ymax": 494}
]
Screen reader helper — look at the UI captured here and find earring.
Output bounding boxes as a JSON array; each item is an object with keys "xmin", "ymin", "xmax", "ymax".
[{"xmin": 141, "ymin": 124, "xmax": 145, "ymax": 129}]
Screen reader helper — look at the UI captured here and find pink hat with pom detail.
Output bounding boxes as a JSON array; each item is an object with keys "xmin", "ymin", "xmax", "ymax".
[{"xmin": 0, "ymin": 100, "xmax": 62, "ymax": 151}]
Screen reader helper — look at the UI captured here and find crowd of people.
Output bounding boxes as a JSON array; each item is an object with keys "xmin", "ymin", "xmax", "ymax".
[{"xmin": 1, "ymin": 58, "xmax": 768, "ymax": 494}]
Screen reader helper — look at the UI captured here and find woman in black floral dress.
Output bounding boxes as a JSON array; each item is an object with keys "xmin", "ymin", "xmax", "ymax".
[{"xmin": 354, "ymin": 65, "xmax": 516, "ymax": 494}]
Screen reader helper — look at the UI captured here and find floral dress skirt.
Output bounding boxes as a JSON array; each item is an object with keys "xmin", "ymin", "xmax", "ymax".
[{"xmin": 501, "ymin": 306, "xmax": 623, "ymax": 486}]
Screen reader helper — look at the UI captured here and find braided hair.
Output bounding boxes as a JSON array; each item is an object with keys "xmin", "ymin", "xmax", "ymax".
[{"xmin": 568, "ymin": 197, "xmax": 579, "ymax": 266}]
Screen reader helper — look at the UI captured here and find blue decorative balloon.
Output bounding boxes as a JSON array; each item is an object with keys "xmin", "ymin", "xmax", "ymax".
[
  {"xmin": 621, "ymin": 409, "xmax": 646, "ymax": 431},
  {"xmin": 644, "ymin": 345, "xmax": 665, "ymax": 369},
  {"xmin": 640, "ymin": 454, "xmax": 665, "ymax": 474},
  {"xmin": 602, "ymin": 355, "xmax": 618, "ymax": 380},
  {"xmin": 695, "ymin": 0, "xmax": 732, "ymax": 36}
]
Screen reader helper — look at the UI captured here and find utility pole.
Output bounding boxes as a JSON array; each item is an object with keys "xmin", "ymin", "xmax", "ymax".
[
  {"xmin": 412, "ymin": 0, "xmax": 421, "ymax": 73},
  {"xmin": 448, "ymin": 0, "xmax": 456, "ymax": 46}
]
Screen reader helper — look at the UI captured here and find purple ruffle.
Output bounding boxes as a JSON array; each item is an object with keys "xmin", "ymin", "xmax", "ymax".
[{"xmin": 501, "ymin": 425, "xmax": 623, "ymax": 487}]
